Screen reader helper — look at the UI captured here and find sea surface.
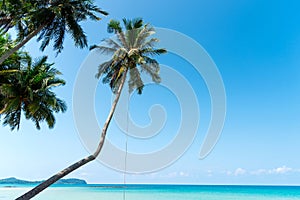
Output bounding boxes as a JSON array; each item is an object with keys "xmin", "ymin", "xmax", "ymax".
[{"xmin": 1, "ymin": 184, "xmax": 300, "ymax": 200}]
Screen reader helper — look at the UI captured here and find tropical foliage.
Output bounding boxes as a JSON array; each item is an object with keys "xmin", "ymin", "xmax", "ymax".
[
  {"xmin": 0, "ymin": 0, "xmax": 33, "ymax": 34},
  {"xmin": 91, "ymin": 18, "xmax": 166, "ymax": 94},
  {"xmin": 0, "ymin": 34, "xmax": 29, "ymax": 117},
  {"xmin": 0, "ymin": 34, "xmax": 66, "ymax": 130},
  {"xmin": 0, "ymin": 0, "xmax": 108, "ymax": 64}
]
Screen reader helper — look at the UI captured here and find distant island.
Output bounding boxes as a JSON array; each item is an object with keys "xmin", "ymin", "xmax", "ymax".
[{"xmin": 0, "ymin": 177, "xmax": 87, "ymax": 185}]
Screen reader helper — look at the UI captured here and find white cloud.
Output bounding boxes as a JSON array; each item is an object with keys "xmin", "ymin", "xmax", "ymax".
[
  {"xmin": 161, "ymin": 171, "xmax": 189, "ymax": 178},
  {"xmin": 234, "ymin": 168, "xmax": 246, "ymax": 176},
  {"xmin": 224, "ymin": 166, "xmax": 298, "ymax": 177},
  {"xmin": 250, "ymin": 166, "xmax": 295, "ymax": 175},
  {"xmin": 269, "ymin": 166, "xmax": 292, "ymax": 174},
  {"xmin": 226, "ymin": 171, "xmax": 232, "ymax": 175},
  {"xmin": 179, "ymin": 171, "xmax": 189, "ymax": 177}
]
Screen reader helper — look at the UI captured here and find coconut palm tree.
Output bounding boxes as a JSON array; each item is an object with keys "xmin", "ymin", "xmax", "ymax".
[
  {"xmin": 0, "ymin": 34, "xmax": 29, "ymax": 70},
  {"xmin": 16, "ymin": 18, "xmax": 166, "ymax": 200},
  {"xmin": 0, "ymin": 34, "xmax": 29, "ymax": 116},
  {"xmin": 0, "ymin": 0, "xmax": 28, "ymax": 34},
  {"xmin": 0, "ymin": 0, "xmax": 108, "ymax": 64},
  {"xmin": 0, "ymin": 0, "xmax": 36, "ymax": 35},
  {"xmin": 0, "ymin": 55, "xmax": 67, "ymax": 130}
]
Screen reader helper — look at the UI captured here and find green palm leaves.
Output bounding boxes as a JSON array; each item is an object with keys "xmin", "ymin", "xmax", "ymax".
[
  {"xmin": 0, "ymin": 0, "xmax": 108, "ymax": 64},
  {"xmin": 0, "ymin": 53, "xmax": 66, "ymax": 131},
  {"xmin": 91, "ymin": 18, "xmax": 167, "ymax": 94},
  {"xmin": 33, "ymin": 0, "xmax": 108, "ymax": 53}
]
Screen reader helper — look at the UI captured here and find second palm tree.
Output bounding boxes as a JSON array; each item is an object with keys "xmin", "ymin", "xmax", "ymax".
[{"xmin": 16, "ymin": 18, "xmax": 167, "ymax": 200}]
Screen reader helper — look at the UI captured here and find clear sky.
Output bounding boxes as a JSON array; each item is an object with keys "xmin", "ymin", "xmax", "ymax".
[{"xmin": 1, "ymin": 0, "xmax": 300, "ymax": 185}]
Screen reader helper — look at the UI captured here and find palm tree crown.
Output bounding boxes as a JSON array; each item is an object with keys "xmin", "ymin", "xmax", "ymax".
[
  {"xmin": 0, "ymin": 34, "xmax": 29, "ymax": 70},
  {"xmin": 90, "ymin": 18, "xmax": 167, "ymax": 94},
  {"xmin": 0, "ymin": 34, "xmax": 29, "ymax": 114},
  {"xmin": 31, "ymin": 0, "xmax": 108, "ymax": 53},
  {"xmin": 0, "ymin": 55, "xmax": 66, "ymax": 130},
  {"xmin": 0, "ymin": 0, "xmax": 108, "ymax": 65}
]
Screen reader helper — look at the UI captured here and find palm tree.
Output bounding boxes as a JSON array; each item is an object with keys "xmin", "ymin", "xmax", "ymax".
[
  {"xmin": 0, "ymin": 33, "xmax": 29, "ymax": 116},
  {"xmin": 0, "ymin": 34, "xmax": 30, "ymax": 70},
  {"xmin": 0, "ymin": 55, "xmax": 67, "ymax": 130},
  {"xmin": 0, "ymin": 0, "xmax": 108, "ymax": 64},
  {"xmin": 16, "ymin": 18, "xmax": 167, "ymax": 200},
  {"xmin": 0, "ymin": 0, "xmax": 28, "ymax": 34}
]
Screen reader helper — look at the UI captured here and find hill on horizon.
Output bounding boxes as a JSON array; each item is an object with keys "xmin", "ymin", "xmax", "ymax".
[{"xmin": 0, "ymin": 177, "xmax": 87, "ymax": 185}]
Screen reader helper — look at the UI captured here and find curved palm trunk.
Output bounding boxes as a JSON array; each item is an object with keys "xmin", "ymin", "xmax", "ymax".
[
  {"xmin": 16, "ymin": 69, "xmax": 128, "ymax": 200},
  {"xmin": 0, "ymin": 24, "xmax": 45, "ymax": 65}
]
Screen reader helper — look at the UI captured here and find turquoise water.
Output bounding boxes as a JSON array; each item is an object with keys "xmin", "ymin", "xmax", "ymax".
[{"xmin": 1, "ymin": 185, "xmax": 300, "ymax": 200}]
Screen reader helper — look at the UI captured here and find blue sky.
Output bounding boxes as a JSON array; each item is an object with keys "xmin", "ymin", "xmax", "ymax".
[{"xmin": 1, "ymin": 0, "xmax": 300, "ymax": 185}]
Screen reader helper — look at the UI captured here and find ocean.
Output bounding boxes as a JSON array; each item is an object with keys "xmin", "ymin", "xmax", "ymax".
[{"xmin": 1, "ymin": 185, "xmax": 300, "ymax": 200}]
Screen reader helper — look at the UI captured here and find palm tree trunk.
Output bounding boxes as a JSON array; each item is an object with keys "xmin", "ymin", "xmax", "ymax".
[
  {"xmin": 0, "ymin": 24, "xmax": 45, "ymax": 65},
  {"xmin": 16, "ymin": 69, "xmax": 128, "ymax": 200}
]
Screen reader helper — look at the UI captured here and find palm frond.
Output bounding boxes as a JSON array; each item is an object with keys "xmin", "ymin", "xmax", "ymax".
[
  {"xmin": 53, "ymin": 18, "xmax": 66, "ymax": 54},
  {"xmin": 0, "ymin": 83, "xmax": 17, "ymax": 97},
  {"xmin": 3, "ymin": 107, "xmax": 21, "ymax": 130},
  {"xmin": 128, "ymin": 67, "xmax": 144, "ymax": 94},
  {"xmin": 107, "ymin": 19, "xmax": 122, "ymax": 33},
  {"xmin": 65, "ymin": 10, "xmax": 87, "ymax": 49},
  {"xmin": 90, "ymin": 45, "xmax": 117, "ymax": 55},
  {"xmin": 140, "ymin": 38, "xmax": 159, "ymax": 49},
  {"xmin": 141, "ymin": 48, "xmax": 167, "ymax": 56},
  {"xmin": 141, "ymin": 63, "xmax": 161, "ymax": 83},
  {"xmin": 103, "ymin": 38, "xmax": 122, "ymax": 49},
  {"xmin": 134, "ymin": 25, "xmax": 155, "ymax": 48},
  {"xmin": 132, "ymin": 18, "xmax": 143, "ymax": 29},
  {"xmin": 95, "ymin": 60, "xmax": 113, "ymax": 79}
]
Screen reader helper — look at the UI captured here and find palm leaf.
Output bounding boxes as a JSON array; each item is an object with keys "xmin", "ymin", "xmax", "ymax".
[
  {"xmin": 90, "ymin": 45, "xmax": 117, "ymax": 55},
  {"xmin": 128, "ymin": 67, "xmax": 144, "ymax": 94}
]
